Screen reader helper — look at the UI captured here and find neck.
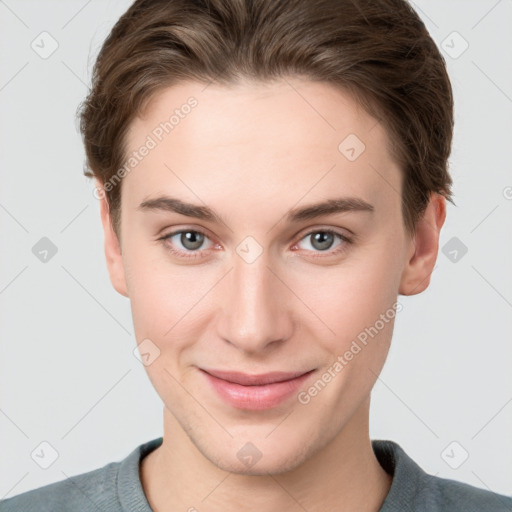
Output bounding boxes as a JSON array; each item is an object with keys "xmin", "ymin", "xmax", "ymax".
[{"xmin": 141, "ymin": 399, "xmax": 392, "ymax": 512}]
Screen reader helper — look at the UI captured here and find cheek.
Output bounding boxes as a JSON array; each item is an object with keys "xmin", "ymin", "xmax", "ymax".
[
  {"xmin": 122, "ymin": 243, "xmax": 177, "ymax": 335},
  {"xmin": 291, "ymin": 240, "xmax": 403, "ymax": 350},
  {"xmin": 124, "ymin": 245, "xmax": 216, "ymax": 346}
]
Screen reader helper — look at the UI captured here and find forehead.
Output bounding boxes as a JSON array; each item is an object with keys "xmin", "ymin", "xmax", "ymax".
[{"xmin": 122, "ymin": 79, "xmax": 401, "ymax": 218}]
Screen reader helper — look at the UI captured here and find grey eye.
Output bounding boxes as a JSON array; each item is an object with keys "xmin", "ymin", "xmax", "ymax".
[
  {"xmin": 309, "ymin": 231, "xmax": 336, "ymax": 251},
  {"xmin": 178, "ymin": 231, "xmax": 205, "ymax": 250},
  {"xmin": 297, "ymin": 230, "xmax": 344, "ymax": 252}
]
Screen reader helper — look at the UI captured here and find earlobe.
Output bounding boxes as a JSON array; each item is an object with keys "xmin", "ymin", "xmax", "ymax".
[
  {"xmin": 96, "ymin": 180, "xmax": 129, "ymax": 298},
  {"xmin": 398, "ymin": 194, "xmax": 446, "ymax": 296}
]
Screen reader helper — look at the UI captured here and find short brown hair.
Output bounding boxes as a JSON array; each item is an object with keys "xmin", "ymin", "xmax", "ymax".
[{"xmin": 78, "ymin": 0, "xmax": 454, "ymax": 238}]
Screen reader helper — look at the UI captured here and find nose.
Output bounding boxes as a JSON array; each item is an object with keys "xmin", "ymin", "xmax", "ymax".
[{"xmin": 216, "ymin": 252, "xmax": 293, "ymax": 354}]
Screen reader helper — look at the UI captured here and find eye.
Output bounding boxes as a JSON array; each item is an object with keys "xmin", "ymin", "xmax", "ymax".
[
  {"xmin": 293, "ymin": 229, "xmax": 352, "ymax": 257},
  {"xmin": 158, "ymin": 227, "xmax": 353, "ymax": 260},
  {"xmin": 159, "ymin": 229, "xmax": 215, "ymax": 259}
]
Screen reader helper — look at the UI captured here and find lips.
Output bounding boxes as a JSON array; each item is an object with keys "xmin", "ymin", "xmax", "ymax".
[
  {"xmin": 201, "ymin": 369, "xmax": 312, "ymax": 386},
  {"xmin": 199, "ymin": 368, "xmax": 316, "ymax": 410}
]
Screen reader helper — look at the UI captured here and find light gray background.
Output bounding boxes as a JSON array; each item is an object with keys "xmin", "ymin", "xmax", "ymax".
[{"xmin": 1, "ymin": 0, "xmax": 511, "ymax": 500}]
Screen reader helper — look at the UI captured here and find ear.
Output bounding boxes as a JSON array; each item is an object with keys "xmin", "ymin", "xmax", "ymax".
[
  {"xmin": 95, "ymin": 179, "xmax": 129, "ymax": 298},
  {"xmin": 399, "ymin": 193, "xmax": 446, "ymax": 296}
]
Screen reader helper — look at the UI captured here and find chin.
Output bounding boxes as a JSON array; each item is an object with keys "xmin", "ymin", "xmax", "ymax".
[{"xmin": 202, "ymin": 435, "xmax": 315, "ymax": 477}]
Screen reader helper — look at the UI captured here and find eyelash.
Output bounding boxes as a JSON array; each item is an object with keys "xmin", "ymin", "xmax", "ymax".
[{"xmin": 157, "ymin": 228, "xmax": 353, "ymax": 260}]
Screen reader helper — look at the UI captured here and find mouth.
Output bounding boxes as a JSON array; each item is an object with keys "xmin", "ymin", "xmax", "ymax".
[{"xmin": 199, "ymin": 368, "xmax": 316, "ymax": 410}]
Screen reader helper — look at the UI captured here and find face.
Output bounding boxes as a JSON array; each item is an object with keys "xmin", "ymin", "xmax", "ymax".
[{"xmin": 99, "ymin": 78, "xmax": 443, "ymax": 475}]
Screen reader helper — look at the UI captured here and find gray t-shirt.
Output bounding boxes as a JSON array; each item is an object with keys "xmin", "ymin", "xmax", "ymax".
[{"xmin": 1, "ymin": 437, "xmax": 510, "ymax": 511}]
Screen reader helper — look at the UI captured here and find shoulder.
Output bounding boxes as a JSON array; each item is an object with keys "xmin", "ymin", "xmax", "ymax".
[
  {"xmin": 0, "ymin": 461, "xmax": 121, "ymax": 512},
  {"xmin": 373, "ymin": 439, "xmax": 512, "ymax": 512},
  {"xmin": 425, "ymin": 472, "xmax": 512, "ymax": 511},
  {"xmin": 0, "ymin": 437, "xmax": 162, "ymax": 512}
]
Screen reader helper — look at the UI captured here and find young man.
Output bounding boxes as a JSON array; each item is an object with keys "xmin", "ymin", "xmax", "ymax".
[{"xmin": 1, "ymin": 0, "xmax": 510, "ymax": 511}]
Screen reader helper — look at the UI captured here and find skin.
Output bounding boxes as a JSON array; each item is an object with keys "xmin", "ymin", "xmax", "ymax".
[{"xmin": 97, "ymin": 78, "xmax": 445, "ymax": 511}]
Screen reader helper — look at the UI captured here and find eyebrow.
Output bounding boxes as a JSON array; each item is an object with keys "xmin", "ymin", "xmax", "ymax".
[{"xmin": 137, "ymin": 195, "xmax": 374, "ymax": 224}]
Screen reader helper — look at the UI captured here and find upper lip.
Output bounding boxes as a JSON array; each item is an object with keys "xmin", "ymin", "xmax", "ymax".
[{"xmin": 200, "ymin": 368, "xmax": 314, "ymax": 386}]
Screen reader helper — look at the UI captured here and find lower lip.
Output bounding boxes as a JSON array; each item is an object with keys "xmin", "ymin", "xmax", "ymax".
[{"xmin": 200, "ymin": 369, "xmax": 315, "ymax": 410}]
